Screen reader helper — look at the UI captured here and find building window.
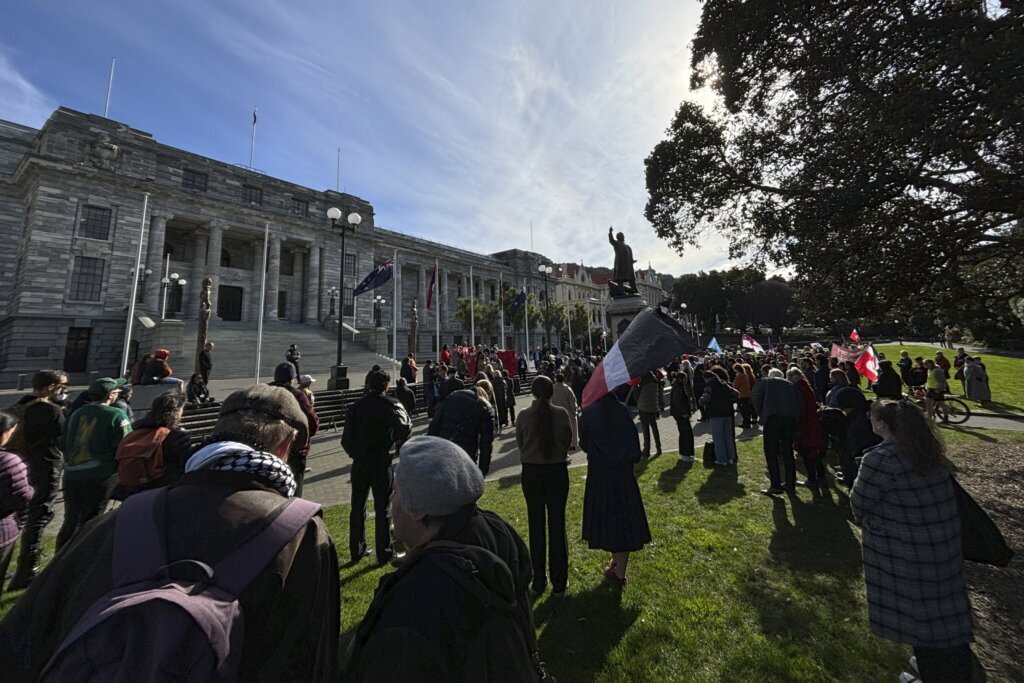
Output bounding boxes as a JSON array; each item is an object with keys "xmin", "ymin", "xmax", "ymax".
[
  {"xmin": 78, "ymin": 205, "xmax": 112, "ymax": 240},
  {"xmin": 344, "ymin": 253, "xmax": 356, "ymax": 277},
  {"xmin": 182, "ymin": 169, "xmax": 208, "ymax": 192},
  {"xmin": 343, "ymin": 286, "xmax": 354, "ymax": 316},
  {"xmin": 241, "ymin": 185, "xmax": 263, "ymax": 205},
  {"xmin": 221, "ymin": 248, "xmax": 232, "ymax": 268},
  {"xmin": 291, "ymin": 198, "xmax": 309, "ymax": 216},
  {"xmin": 63, "ymin": 327, "xmax": 91, "ymax": 373},
  {"xmin": 69, "ymin": 256, "xmax": 105, "ymax": 301}
]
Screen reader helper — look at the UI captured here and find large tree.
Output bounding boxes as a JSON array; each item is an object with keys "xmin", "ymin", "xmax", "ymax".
[{"xmin": 646, "ymin": 1, "xmax": 1024, "ymax": 341}]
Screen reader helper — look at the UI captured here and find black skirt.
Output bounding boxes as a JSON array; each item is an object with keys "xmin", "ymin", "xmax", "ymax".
[{"xmin": 582, "ymin": 463, "xmax": 651, "ymax": 552}]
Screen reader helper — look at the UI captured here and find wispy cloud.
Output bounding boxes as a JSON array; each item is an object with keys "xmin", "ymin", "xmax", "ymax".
[
  {"xmin": 0, "ymin": 49, "xmax": 56, "ymax": 129},
  {"xmin": 0, "ymin": 1, "xmax": 735, "ymax": 275}
]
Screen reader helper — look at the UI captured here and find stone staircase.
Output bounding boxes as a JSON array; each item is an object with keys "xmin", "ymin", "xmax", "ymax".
[{"xmin": 179, "ymin": 320, "xmax": 395, "ymax": 382}]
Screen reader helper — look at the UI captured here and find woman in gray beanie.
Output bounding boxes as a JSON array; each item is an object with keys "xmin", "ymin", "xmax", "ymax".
[{"xmin": 515, "ymin": 376, "xmax": 573, "ymax": 596}]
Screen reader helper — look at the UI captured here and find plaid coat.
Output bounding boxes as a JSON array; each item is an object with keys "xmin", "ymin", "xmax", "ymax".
[{"xmin": 850, "ymin": 441, "xmax": 973, "ymax": 648}]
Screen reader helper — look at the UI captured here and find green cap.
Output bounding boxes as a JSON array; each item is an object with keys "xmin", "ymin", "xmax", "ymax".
[{"xmin": 88, "ymin": 377, "xmax": 127, "ymax": 399}]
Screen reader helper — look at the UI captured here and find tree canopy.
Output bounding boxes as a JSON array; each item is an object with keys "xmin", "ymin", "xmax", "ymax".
[{"xmin": 646, "ymin": 0, "xmax": 1024, "ymax": 342}]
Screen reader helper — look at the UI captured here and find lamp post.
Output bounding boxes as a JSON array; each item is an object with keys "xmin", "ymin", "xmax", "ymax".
[
  {"xmin": 130, "ymin": 268, "xmax": 153, "ymax": 303},
  {"xmin": 374, "ymin": 294, "xmax": 386, "ymax": 327},
  {"xmin": 326, "ymin": 286, "xmax": 339, "ymax": 318},
  {"xmin": 538, "ymin": 264, "xmax": 552, "ymax": 348},
  {"xmin": 327, "ymin": 207, "xmax": 361, "ymax": 389},
  {"xmin": 160, "ymin": 255, "xmax": 187, "ymax": 320}
]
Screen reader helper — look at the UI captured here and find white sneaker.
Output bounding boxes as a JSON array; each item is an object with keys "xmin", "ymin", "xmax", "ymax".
[
  {"xmin": 899, "ymin": 672, "xmax": 920, "ymax": 683},
  {"xmin": 680, "ymin": 455, "xmax": 695, "ymax": 463},
  {"xmin": 909, "ymin": 656, "xmax": 919, "ymax": 674}
]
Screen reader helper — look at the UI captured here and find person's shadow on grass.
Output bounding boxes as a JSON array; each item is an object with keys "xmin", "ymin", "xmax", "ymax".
[
  {"xmin": 695, "ymin": 465, "xmax": 746, "ymax": 506},
  {"xmin": 534, "ymin": 583, "xmax": 640, "ymax": 679},
  {"xmin": 768, "ymin": 494, "xmax": 861, "ymax": 576},
  {"xmin": 657, "ymin": 459, "xmax": 694, "ymax": 492}
]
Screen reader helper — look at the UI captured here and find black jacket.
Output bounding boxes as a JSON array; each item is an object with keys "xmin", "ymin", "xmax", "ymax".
[
  {"xmin": 700, "ymin": 376, "xmax": 739, "ymax": 418},
  {"xmin": 427, "ymin": 389, "xmax": 494, "ymax": 459},
  {"xmin": 873, "ymin": 368, "xmax": 903, "ymax": 400},
  {"xmin": 342, "ymin": 392, "xmax": 412, "ymax": 459},
  {"xmin": 395, "ymin": 385, "xmax": 417, "ymax": 416},
  {"xmin": 669, "ymin": 378, "xmax": 692, "ymax": 418},
  {"xmin": 344, "ymin": 523, "xmax": 534, "ymax": 682},
  {"xmin": 14, "ymin": 395, "xmax": 64, "ymax": 464},
  {"xmin": 440, "ymin": 376, "xmax": 464, "ymax": 401},
  {"xmin": 198, "ymin": 350, "xmax": 212, "ymax": 373}
]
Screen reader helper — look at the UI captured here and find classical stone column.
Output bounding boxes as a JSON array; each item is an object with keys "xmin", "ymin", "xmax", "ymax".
[
  {"xmin": 185, "ymin": 231, "xmax": 207, "ymax": 319},
  {"xmin": 265, "ymin": 235, "xmax": 281, "ymax": 319},
  {"xmin": 250, "ymin": 237, "xmax": 264, "ymax": 322},
  {"xmin": 205, "ymin": 221, "xmax": 224, "ymax": 316},
  {"xmin": 290, "ymin": 249, "xmax": 304, "ymax": 323},
  {"xmin": 305, "ymin": 243, "xmax": 320, "ymax": 322},
  {"xmin": 144, "ymin": 212, "xmax": 169, "ymax": 310}
]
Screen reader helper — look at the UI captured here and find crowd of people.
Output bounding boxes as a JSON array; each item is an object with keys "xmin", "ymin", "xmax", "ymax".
[{"xmin": 0, "ymin": 332, "xmax": 993, "ymax": 681}]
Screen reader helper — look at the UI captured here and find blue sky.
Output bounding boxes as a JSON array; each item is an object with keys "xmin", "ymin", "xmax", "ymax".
[{"xmin": 0, "ymin": 0, "xmax": 730, "ymax": 275}]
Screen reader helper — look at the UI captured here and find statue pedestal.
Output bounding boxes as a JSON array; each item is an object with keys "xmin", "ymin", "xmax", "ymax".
[
  {"xmin": 328, "ymin": 364, "xmax": 349, "ymax": 391},
  {"xmin": 606, "ymin": 295, "xmax": 648, "ymax": 344},
  {"xmin": 371, "ymin": 327, "xmax": 388, "ymax": 354}
]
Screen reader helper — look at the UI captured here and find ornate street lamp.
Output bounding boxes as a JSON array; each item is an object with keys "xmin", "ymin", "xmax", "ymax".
[
  {"xmin": 160, "ymin": 271, "xmax": 187, "ymax": 319},
  {"xmin": 328, "ymin": 207, "xmax": 361, "ymax": 389}
]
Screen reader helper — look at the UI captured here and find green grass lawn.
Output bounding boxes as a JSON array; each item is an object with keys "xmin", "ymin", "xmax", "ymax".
[
  {"xmin": 5, "ymin": 429, "xmax": 1021, "ymax": 681},
  {"xmin": 876, "ymin": 344, "xmax": 1024, "ymax": 415}
]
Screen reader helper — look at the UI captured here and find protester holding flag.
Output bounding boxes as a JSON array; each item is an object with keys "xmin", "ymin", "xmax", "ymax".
[
  {"xmin": 580, "ymin": 391, "xmax": 651, "ymax": 588},
  {"xmin": 872, "ymin": 360, "xmax": 903, "ymax": 400}
]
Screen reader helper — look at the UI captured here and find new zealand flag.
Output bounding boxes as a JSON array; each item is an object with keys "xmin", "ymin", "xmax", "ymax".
[
  {"xmin": 509, "ymin": 285, "xmax": 527, "ymax": 314},
  {"xmin": 354, "ymin": 258, "xmax": 394, "ymax": 296}
]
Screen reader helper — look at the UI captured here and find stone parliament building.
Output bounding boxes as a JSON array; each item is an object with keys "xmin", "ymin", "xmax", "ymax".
[{"xmin": 0, "ymin": 107, "xmax": 666, "ymax": 382}]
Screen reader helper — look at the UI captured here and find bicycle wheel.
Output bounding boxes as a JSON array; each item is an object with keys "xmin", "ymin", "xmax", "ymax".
[{"xmin": 942, "ymin": 398, "xmax": 971, "ymax": 425}]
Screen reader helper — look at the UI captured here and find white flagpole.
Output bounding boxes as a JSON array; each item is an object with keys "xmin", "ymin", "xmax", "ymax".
[
  {"xmin": 120, "ymin": 192, "xmax": 149, "ymax": 377},
  {"xmin": 249, "ymin": 106, "xmax": 257, "ymax": 170},
  {"xmin": 567, "ymin": 292, "xmax": 573, "ymax": 352},
  {"xmin": 336, "ymin": 147, "xmax": 341, "ymax": 191},
  {"xmin": 392, "ymin": 249, "xmax": 399, "ymax": 375},
  {"xmin": 524, "ymin": 279, "xmax": 530, "ymax": 360},
  {"xmin": 255, "ymin": 222, "xmax": 269, "ymax": 383},
  {"xmin": 499, "ymin": 271, "xmax": 505, "ymax": 349},
  {"xmin": 104, "ymin": 58, "xmax": 116, "ymax": 118},
  {"xmin": 435, "ymin": 260, "xmax": 440, "ymax": 363},
  {"xmin": 469, "ymin": 265, "xmax": 475, "ymax": 347},
  {"xmin": 160, "ymin": 253, "xmax": 170, "ymax": 320}
]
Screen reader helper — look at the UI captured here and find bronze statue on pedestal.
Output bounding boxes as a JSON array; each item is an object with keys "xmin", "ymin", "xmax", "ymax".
[{"xmin": 607, "ymin": 226, "xmax": 637, "ymax": 297}]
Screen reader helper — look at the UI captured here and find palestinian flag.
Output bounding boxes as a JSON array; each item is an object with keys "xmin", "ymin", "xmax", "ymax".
[{"xmin": 582, "ymin": 307, "xmax": 700, "ymax": 408}]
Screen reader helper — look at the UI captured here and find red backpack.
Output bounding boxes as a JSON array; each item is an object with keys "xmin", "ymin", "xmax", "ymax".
[{"xmin": 116, "ymin": 427, "xmax": 171, "ymax": 487}]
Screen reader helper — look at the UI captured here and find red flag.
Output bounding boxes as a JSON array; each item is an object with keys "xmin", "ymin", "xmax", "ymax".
[
  {"xmin": 849, "ymin": 329, "xmax": 860, "ymax": 343},
  {"xmin": 425, "ymin": 265, "xmax": 437, "ymax": 312},
  {"xmin": 855, "ymin": 345, "xmax": 879, "ymax": 382}
]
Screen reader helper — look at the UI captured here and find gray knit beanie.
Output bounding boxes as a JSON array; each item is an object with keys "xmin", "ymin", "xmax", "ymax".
[{"xmin": 395, "ymin": 436, "xmax": 484, "ymax": 517}]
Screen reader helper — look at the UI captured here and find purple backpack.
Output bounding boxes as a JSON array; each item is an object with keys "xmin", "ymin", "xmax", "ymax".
[{"xmin": 41, "ymin": 488, "xmax": 321, "ymax": 682}]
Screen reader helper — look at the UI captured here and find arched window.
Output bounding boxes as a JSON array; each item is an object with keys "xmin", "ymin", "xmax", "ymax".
[{"xmin": 220, "ymin": 248, "xmax": 231, "ymax": 268}]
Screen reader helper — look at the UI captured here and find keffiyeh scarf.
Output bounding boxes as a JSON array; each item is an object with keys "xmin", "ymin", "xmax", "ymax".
[{"xmin": 186, "ymin": 441, "xmax": 297, "ymax": 498}]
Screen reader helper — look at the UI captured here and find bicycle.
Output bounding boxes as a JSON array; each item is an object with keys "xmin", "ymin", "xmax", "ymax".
[{"xmin": 906, "ymin": 386, "xmax": 971, "ymax": 425}]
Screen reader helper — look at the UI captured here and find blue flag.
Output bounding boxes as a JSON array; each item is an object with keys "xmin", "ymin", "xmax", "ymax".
[
  {"xmin": 354, "ymin": 258, "xmax": 394, "ymax": 296},
  {"xmin": 509, "ymin": 285, "xmax": 527, "ymax": 314},
  {"xmin": 707, "ymin": 336, "xmax": 722, "ymax": 353}
]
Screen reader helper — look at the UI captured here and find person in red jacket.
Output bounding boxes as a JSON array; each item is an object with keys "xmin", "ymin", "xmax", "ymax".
[{"xmin": 788, "ymin": 367, "xmax": 825, "ymax": 490}]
